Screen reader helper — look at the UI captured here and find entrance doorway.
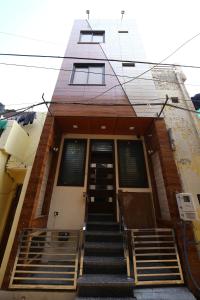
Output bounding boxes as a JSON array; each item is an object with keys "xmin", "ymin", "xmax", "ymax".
[{"xmin": 87, "ymin": 140, "xmax": 116, "ymax": 215}]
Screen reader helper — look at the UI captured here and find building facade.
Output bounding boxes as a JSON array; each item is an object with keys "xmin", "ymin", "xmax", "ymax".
[{"xmin": 1, "ymin": 19, "xmax": 200, "ymax": 299}]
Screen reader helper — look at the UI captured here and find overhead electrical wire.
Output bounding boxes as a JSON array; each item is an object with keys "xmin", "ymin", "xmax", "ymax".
[
  {"xmin": 84, "ymin": 30, "xmax": 200, "ymax": 102},
  {"xmin": 1, "ymin": 53, "xmax": 200, "ymax": 70},
  {"xmin": 1, "ymin": 31, "xmax": 200, "ymax": 118},
  {"xmin": 1, "ymin": 100, "xmax": 199, "ymax": 121},
  {"xmin": 0, "ymin": 31, "xmax": 64, "ymax": 45},
  {"xmin": 1, "ymin": 61, "xmax": 200, "ymax": 91}
]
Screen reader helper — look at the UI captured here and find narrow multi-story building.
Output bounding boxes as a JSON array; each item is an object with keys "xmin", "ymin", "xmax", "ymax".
[{"xmin": 1, "ymin": 19, "xmax": 200, "ymax": 300}]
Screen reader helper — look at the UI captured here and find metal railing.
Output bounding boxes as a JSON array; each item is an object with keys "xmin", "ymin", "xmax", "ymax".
[
  {"xmin": 116, "ymin": 193, "xmax": 131, "ymax": 278},
  {"xmin": 131, "ymin": 228, "xmax": 184, "ymax": 286},
  {"xmin": 9, "ymin": 228, "xmax": 81, "ymax": 290},
  {"xmin": 79, "ymin": 192, "xmax": 89, "ymax": 277}
]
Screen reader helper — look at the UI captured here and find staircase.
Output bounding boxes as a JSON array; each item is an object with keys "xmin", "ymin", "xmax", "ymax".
[{"xmin": 76, "ymin": 212, "xmax": 134, "ymax": 299}]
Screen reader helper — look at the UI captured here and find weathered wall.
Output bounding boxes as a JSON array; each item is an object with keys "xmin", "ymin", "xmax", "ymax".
[
  {"xmin": 0, "ymin": 113, "xmax": 46, "ymax": 287},
  {"xmin": 152, "ymin": 67, "xmax": 200, "ymax": 240}
]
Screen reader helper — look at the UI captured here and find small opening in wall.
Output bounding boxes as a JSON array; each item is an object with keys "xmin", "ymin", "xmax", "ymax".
[
  {"xmin": 197, "ymin": 194, "xmax": 200, "ymax": 205},
  {"xmin": 122, "ymin": 62, "xmax": 135, "ymax": 67},
  {"xmin": 171, "ymin": 97, "xmax": 179, "ymax": 103},
  {"xmin": 118, "ymin": 30, "xmax": 128, "ymax": 33}
]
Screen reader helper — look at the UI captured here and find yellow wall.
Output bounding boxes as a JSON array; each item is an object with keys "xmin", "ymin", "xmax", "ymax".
[
  {"xmin": 0, "ymin": 152, "xmax": 16, "ymax": 242},
  {"xmin": 0, "ymin": 167, "xmax": 32, "ymax": 286},
  {"xmin": 0, "ymin": 121, "xmax": 29, "ymax": 161},
  {"xmin": 0, "ymin": 113, "xmax": 46, "ymax": 287}
]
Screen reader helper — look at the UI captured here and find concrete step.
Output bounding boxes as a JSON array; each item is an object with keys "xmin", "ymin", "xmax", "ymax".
[
  {"xmin": 85, "ymin": 230, "xmax": 123, "ymax": 242},
  {"xmin": 77, "ymin": 275, "xmax": 133, "ymax": 297},
  {"xmin": 84, "ymin": 242, "xmax": 124, "ymax": 256},
  {"xmin": 87, "ymin": 221, "xmax": 120, "ymax": 231},
  {"xmin": 84, "ymin": 256, "xmax": 126, "ymax": 274},
  {"xmin": 134, "ymin": 287, "xmax": 196, "ymax": 300}
]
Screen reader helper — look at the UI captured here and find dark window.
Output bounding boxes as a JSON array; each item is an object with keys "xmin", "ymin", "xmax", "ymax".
[
  {"xmin": 58, "ymin": 139, "xmax": 87, "ymax": 186},
  {"xmin": 80, "ymin": 31, "xmax": 105, "ymax": 43},
  {"xmin": 117, "ymin": 140, "xmax": 148, "ymax": 188},
  {"xmin": 197, "ymin": 194, "xmax": 200, "ymax": 205},
  {"xmin": 171, "ymin": 97, "xmax": 179, "ymax": 103},
  {"xmin": 71, "ymin": 63, "xmax": 105, "ymax": 85},
  {"xmin": 118, "ymin": 30, "xmax": 128, "ymax": 33},
  {"xmin": 122, "ymin": 62, "xmax": 135, "ymax": 67}
]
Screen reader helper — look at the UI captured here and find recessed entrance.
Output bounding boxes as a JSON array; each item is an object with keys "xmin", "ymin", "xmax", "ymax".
[{"xmin": 87, "ymin": 140, "xmax": 116, "ymax": 215}]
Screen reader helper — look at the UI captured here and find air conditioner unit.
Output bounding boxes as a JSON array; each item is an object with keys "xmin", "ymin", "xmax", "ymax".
[{"xmin": 176, "ymin": 193, "xmax": 198, "ymax": 221}]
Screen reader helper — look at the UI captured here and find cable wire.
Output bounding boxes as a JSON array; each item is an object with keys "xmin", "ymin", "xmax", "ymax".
[
  {"xmin": 1, "ymin": 61, "xmax": 200, "ymax": 89},
  {"xmin": 1, "ymin": 100, "xmax": 199, "ymax": 121},
  {"xmin": 1, "ymin": 53, "xmax": 200, "ymax": 69},
  {"xmin": 85, "ymin": 30, "xmax": 200, "ymax": 102}
]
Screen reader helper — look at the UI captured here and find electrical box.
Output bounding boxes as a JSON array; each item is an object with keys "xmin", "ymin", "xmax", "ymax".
[{"xmin": 176, "ymin": 193, "xmax": 198, "ymax": 221}]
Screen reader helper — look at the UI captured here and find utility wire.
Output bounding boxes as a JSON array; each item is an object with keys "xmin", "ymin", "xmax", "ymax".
[
  {"xmin": 85, "ymin": 31, "xmax": 200, "ymax": 102},
  {"xmin": 1, "ymin": 61, "xmax": 200, "ymax": 90},
  {"xmin": 0, "ymin": 31, "xmax": 64, "ymax": 45},
  {"xmin": 1, "ymin": 53, "xmax": 200, "ymax": 69},
  {"xmin": 1, "ymin": 100, "xmax": 199, "ymax": 121}
]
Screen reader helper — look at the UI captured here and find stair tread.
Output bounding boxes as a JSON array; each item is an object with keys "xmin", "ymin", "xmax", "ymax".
[
  {"xmin": 85, "ymin": 242, "xmax": 123, "ymax": 249},
  {"xmin": 78, "ymin": 274, "xmax": 132, "ymax": 285},
  {"xmin": 84, "ymin": 256, "xmax": 125, "ymax": 265},
  {"xmin": 87, "ymin": 221, "xmax": 119, "ymax": 225},
  {"xmin": 86, "ymin": 231, "xmax": 122, "ymax": 236}
]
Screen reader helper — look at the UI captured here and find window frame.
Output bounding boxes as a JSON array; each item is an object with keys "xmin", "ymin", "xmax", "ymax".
[
  {"xmin": 79, "ymin": 30, "xmax": 105, "ymax": 43},
  {"xmin": 70, "ymin": 63, "xmax": 105, "ymax": 86},
  {"xmin": 57, "ymin": 139, "xmax": 87, "ymax": 187}
]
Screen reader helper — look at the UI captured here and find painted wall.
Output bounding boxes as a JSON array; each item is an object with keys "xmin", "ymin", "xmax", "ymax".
[
  {"xmin": 47, "ymin": 134, "xmax": 153, "ymax": 230},
  {"xmin": 0, "ymin": 113, "xmax": 46, "ymax": 286},
  {"xmin": 152, "ymin": 66, "xmax": 200, "ymax": 241}
]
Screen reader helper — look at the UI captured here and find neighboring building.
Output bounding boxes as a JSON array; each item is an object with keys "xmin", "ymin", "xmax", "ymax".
[
  {"xmin": 0, "ymin": 112, "xmax": 46, "ymax": 286},
  {"xmin": 0, "ymin": 19, "xmax": 199, "ymax": 300},
  {"xmin": 152, "ymin": 66, "xmax": 200, "ymax": 247}
]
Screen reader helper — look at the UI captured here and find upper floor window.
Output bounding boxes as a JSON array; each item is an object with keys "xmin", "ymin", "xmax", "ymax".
[
  {"xmin": 79, "ymin": 30, "xmax": 105, "ymax": 43},
  {"xmin": 71, "ymin": 63, "xmax": 105, "ymax": 85}
]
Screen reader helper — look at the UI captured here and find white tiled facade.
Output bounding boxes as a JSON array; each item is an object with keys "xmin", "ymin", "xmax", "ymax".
[{"xmin": 89, "ymin": 19, "xmax": 161, "ymax": 116}]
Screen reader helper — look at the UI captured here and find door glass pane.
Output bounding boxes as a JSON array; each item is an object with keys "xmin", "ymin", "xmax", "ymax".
[
  {"xmin": 91, "ymin": 140, "xmax": 113, "ymax": 152},
  {"xmin": 58, "ymin": 139, "xmax": 87, "ymax": 186},
  {"xmin": 88, "ymin": 66, "xmax": 103, "ymax": 84},
  {"xmin": 80, "ymin": 33, "xmax": 92, "ymax": 42},
  {"xmin": 118, "ymin": 140, "xmax": 148, "ymax": 188},
  {"xmin": 73, "ymin": 67, "xmax": 88, "ymax": 84}
]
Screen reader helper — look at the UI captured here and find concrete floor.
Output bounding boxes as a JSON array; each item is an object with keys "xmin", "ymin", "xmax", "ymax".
[{"xmin": 134, "ymin": 287, "xmax": 196, "ymax": 300}]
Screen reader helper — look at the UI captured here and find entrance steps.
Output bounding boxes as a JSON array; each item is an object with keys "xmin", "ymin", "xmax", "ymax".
[{"xmin": 77, "ymin": 213, "xmax": 133, "ymax": 298}]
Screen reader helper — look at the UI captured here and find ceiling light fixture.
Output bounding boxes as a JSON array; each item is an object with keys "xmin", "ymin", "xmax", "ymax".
[
  {"xmin": 100, "ymin": 125, "xmax": 106, "ymax": 130},
  {"xmin": 129, "ymin": 126, "xmax": 135, "ymax": 130},
  {"xmin": 73, "ymin": 124, "xmax": 78, "ymax": 129}
]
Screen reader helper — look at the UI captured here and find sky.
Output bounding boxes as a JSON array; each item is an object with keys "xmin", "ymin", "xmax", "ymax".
[{"xmin": 0, "ymin": 0, "xmax": 200, "ymax": 112}]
